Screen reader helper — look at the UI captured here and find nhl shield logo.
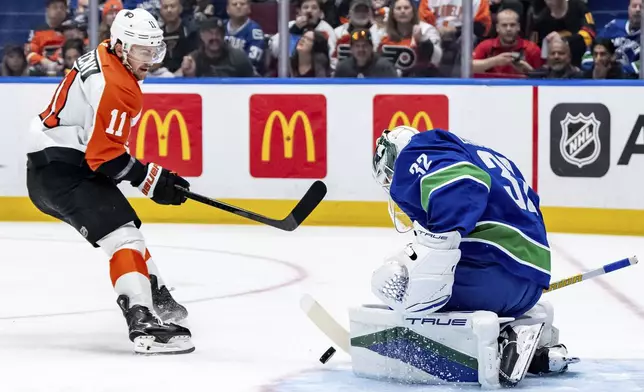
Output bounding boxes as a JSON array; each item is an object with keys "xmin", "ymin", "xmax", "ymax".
[{"xmin": 559, "ymin": 113, "xmax": 601, "ymax": 168}]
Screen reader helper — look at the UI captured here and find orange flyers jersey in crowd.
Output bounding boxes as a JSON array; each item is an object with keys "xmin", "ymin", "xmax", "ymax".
[
  {"xmin": 29, "ymin": 41, "xmax": 143, "ymax": 171},
  {"xmin": 419, "ymin": 0, "xmax": 491, "ymax": 35},
  {"xmin": 374, "ymin": 21, "xmax": 442, "ymax": 69},
  {"xmin": 26, "ymin": 25, "xmax": 65, "ymax": 65}
]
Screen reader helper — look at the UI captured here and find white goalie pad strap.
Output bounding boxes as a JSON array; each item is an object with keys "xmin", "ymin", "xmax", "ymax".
[{"xmin": 348, "ymin": 305, "xmax": 501, "ymax": 388}]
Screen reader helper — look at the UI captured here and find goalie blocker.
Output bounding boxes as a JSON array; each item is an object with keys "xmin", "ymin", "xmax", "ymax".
[{"xmin": 348, "ymin": 302, "xmax": 577, "ymax": 388}]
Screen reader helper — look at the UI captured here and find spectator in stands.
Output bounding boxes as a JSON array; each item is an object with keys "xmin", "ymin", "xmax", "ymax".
[
  {"xmin": 405, "ymin": 39, "xmax": 442, "ymax": 76},
  {"xmin": 529, "ymin": 0, "xmax": 595, "ymax": 67},
  {"xmin": 61, "ymin": 14, "xmax": 89, "ymax": 52},
  {"xmin": 375, "ymin": 0, "xmax": 442, "ymax": 74},
  {"xmin": 583, "ymin": 39, "xmax": 632, "ymax": 79},
  {"xmin": 334, "ymin": 28, "xmax": 397, "ymax": 77},
  {"xmin": 60, "ymin": 38, "xmax": 84, "ymax": 75},
  {"xmin": 489, "ymin": 0, "xmax": 527, "ymax": 37},
  {"xmin": 160, "ymin": 0, "xmax": 198, "ymax": 73},
  {"xmin": 371, "ymin": 0, "xmax": 388, "ymax": 35},
  {"xmin": 472, "ymin": 9, "xmax": 542, "ymax": 76},
  {"xmin": 528, "ymin": 37, "xmax": 583, "ymax": 78},
  {"xmin": 27, "ymin": 0, "xmax": 68, "ymax": 76},
  {"xmin": 177, "ymin": 17, "xmax": 255, "ymax": 77},
  {"xmin": 320, "ymin": 0, "xmax": 341, "ymax": 28},
  {"xmin": 1, "ymin": 45, "xmax": 29, "ymax": 77},
  {"xmin": 269, "ymin": 0, "xmax": 336, "ymax": 63},
  {"xmin": 224, "ymin": 0, "xmax": 265, "ymax": 74},
  {"xmin": 99, "ymin": 0, "xmax": 123, "ymax": 42},
  {"xmin": 418, "ymin": 0, "xmax": 492, "ymax": 39},
  {"xmin": 122, "ymin": 0, "xmax": 162, "ymax": 22},
  {"xmin": 333, "ymin": 0, "xmax": 379, "ymax": 68},
  {"xmin": 582, "ymin": 0, "xmax": 641, "ymax": 77},
  {"xmin": 289, "ymin": 30, "xmax": 331, "ymax": 77},
  {"xmin": 190, "ymin": 0, "xmax": 217, "ymax": 23}
]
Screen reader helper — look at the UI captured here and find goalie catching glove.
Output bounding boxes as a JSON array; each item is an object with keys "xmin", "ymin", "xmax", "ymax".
[
  {"xmin": 133, "ymin": 163, "xmax": 190, "ymax": 205},
  {"xmin": 371, "ymin": 221, "xmax": 461, "ymax": 313}
]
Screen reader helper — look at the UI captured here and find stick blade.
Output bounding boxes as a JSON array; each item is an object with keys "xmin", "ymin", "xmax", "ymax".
[{"xmin": 281, "ymin": 181, "xmax": 327, "ymax": 231}]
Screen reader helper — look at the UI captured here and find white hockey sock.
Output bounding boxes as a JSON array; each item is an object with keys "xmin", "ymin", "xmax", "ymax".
[{"xmin": 145, "ymin": 250, "xmax": 166, "ymax": 288}]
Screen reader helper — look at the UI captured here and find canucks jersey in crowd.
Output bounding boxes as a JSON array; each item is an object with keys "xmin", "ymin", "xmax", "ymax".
[
  {"xmin": 582, "ymin": 19, "xmax": 640, "ymax": 75},
  {"xmin": 225, "ymin": 19, "xmax": 265, "ymax": 73},
  {"xmin": 390, "ymin": 130, "xmax": 551, "ymax": 288}
]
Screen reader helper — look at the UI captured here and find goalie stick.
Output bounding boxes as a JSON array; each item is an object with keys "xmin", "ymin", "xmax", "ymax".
[
  {"xmin": 175, "ymin": 180, "xmax": 327, "ymax": 231},
  {"xmin": 301, "ymin": 255, "xmax": 639, "ymax": 357}
]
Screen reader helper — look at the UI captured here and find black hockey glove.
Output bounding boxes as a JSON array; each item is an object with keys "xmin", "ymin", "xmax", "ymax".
[{"xmin": 134, "ymin": 163, "xmax": 190, "ymax": 205}]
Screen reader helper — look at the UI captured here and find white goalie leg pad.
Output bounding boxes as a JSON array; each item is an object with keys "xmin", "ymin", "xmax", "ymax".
[
  {"xmin": 349, "ymin": 304, "xmax": 501, "ymax": 388},
  {"xmin": 371, "ymin": 222, "xmax": 461, "ymax": 314}
]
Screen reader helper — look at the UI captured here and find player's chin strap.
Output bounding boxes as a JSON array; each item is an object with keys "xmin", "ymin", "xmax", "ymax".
[{"xmin": 371, "ymin": 221, "xmax": 462, "ymax": 313}]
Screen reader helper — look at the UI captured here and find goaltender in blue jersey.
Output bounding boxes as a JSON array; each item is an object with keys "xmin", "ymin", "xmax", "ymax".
[
  {"xmin": 368, "ymin": 126, "xmax": 577, "ymax": 386},
  {"xmin": 372, "ymin": 127, "xmax": 550, "ymax": 318}
]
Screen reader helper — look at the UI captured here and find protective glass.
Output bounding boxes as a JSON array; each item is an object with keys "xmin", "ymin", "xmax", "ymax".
[{"xmin": 128, "ymin": 42, "xmax": 167, "ymax": 64}]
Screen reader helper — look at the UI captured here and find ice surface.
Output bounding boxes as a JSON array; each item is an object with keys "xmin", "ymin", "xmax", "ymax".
[{"xmin": 0, "ymin": 222, "xmax": 642, "ymax": 392}]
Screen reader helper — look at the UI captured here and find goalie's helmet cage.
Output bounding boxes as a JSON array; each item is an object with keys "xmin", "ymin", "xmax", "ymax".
[
  {"xmin": 372, "ymin": 126, "xmax": 419, "ymax": 233},
  {"xmin": 110, "ymin": 8, "xmax": 166, "ymax": 65}
]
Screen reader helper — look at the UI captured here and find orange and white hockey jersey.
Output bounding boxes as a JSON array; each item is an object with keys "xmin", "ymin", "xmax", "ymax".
[
  {"xmin": 419, "ymin": 0, "xmax": 491, "ymax": 35},
  {"xmin": 28, "ymin": 41, "xmax": 145, "ymax": 180},
  {"xmin": 373, "ymin": 21, "xmax": 442, "ymax": 69}
]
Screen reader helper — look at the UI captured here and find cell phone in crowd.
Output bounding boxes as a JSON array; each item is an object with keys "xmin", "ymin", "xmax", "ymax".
[{"xmin": 511, "ymin": 49, "xmax": 525, "ymax": 63}]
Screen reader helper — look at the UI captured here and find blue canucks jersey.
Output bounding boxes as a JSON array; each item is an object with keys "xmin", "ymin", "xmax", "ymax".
[
  {"xmin": 224, "ymin": 19, "xmax": 265, "ymax": 71},
  {"xmin": 390, "ymin": 130, "xmax": 551, "ymax": 288},
  {"xmin": 582, "ymin": 19, "xmax": 640, "ymax": 75}
]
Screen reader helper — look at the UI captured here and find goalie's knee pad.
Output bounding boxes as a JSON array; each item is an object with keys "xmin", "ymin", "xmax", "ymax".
[
  {"xmin": 349, "ymin": 304, "xmax": 502, "ymax": 388},
  {"xmin": 371, "ymin": 223, "xmax": 461, "ymax": 314}
]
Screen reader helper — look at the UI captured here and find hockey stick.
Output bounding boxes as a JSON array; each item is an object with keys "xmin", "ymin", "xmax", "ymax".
[
  {"xmin": 542, "ymin": 255, "xmax": 638, "ymax": 293},
  {"xmin": 301, "ymin": 255, "xmax": 639, "ymax": 357},
  {"xmin": 174, "ymin": 180, "xmax": 327, "ymax": 231}
]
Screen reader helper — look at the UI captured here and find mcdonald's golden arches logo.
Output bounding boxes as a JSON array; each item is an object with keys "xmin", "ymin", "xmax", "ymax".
[
  {"xmin": 250, "ymin": 94, "xmax": 327, "ymax": 179},
  {"xmin": 373, "ymin": 94, "xmax": 449, "ymax": 147},
  {"xmin": 129, "ymin": 94, "xmax": 203, "ymax": 177},
  {"xmin": 387, "ymin": 111, "xmax": 435, "ymax": 130},
  {"xmin": 262, "ymin": 110, "xmax": 316, "ymax": 162}
]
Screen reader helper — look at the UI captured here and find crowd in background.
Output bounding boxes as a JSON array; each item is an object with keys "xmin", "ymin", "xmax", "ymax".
[{"xmin": 0, "ymin": 0, "xmax": 641, "ymax": 79}]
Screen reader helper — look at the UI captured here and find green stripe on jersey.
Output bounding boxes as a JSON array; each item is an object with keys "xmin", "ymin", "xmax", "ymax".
[
  {"xmin": 465, "ymin": 221, "xmax": 551, "ymax": 273},
  {"xmin": 420, "ymin": 162, "xmax": 491, "ymax": 211}
]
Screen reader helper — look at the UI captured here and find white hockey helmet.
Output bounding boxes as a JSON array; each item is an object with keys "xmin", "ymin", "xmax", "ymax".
[
  {"xmin": 110, "ymin": 8, "xmax": 166, "ymax": 65},
  {"xmin": 372, "ymin": 126, "xmax": 420, "ymax": 232}
]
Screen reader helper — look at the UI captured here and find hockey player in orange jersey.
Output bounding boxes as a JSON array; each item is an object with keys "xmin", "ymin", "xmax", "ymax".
[{"xmin": 26, "ymin": 8, "xmax": 194, "ymax": 355}]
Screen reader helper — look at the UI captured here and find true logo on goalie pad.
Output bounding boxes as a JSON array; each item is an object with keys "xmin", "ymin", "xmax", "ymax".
[{"xmin": 406, "ymin": 317, "xmax": 468, "ymax": 326}]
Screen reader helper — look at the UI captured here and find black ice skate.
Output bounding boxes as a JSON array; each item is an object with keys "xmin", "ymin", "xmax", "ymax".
[
  {"xmin": 117, "ymin": 295, "xmax": 194, "ymax": 355},
  {"xmin": 498, "ymin": 322, "xmax": 544, "ymax": 387},
  {"xmin": 528, "ymin": 344, "xmax": 580, "ymax": 375},
  {"xmin": 150, "ymin": 274, "xmax": 188, "ymax": 323}
]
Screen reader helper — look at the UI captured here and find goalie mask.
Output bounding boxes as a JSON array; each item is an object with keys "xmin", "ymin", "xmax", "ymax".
[{"xmin": 372, "ymin": 126, "xmax": 419, "ymax": 233}]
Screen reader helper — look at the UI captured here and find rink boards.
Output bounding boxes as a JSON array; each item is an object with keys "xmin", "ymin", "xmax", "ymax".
[{"xmin": 1, "ymin": 78, "xmax": 644, "ymax": 235}]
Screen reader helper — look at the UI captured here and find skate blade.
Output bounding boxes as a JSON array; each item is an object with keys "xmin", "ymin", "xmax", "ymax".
[
  {"xmin": 501, "ymin": 323, "xmax": 544, "ymax": 387},
  {"xmin": 133, "ymin": 335, "xmax": 195, "ymax": 355}
]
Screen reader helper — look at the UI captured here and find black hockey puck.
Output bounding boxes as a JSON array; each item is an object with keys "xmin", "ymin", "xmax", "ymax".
[{"xmin": 319, "ymin": 346, "xmax": 336, "ymax": 364}]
